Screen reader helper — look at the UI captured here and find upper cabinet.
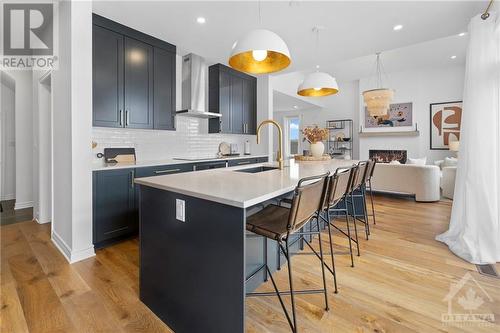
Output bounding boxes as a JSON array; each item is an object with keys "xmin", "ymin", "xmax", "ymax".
[
  {"xmin": 208, "ymin": 64, "xmax": 257, "ymax": 134},
  {"xmin": 92, "ymin": 14, "xmax": 176, "ymax": 130}
]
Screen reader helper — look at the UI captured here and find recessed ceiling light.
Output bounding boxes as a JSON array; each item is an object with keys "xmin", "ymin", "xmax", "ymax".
[
  {"xmin": 293, "ymin": 105, "xmax": 299, "ymax": 109},
  {"xmin": 315, "ymin": 65, "xmax": 320, "ymax": 69},
  {"xmin": 393, "ymin": 24, "xmax": 403, "ymax": 31},
  {"xmin": 196, "ymin": 17, "xmax": 206, "ymax": 24},
  {"xmin": 458, "ymin": 32, "xmax": 466, "ymax": 37},
  {"xmin": 450, "ymin": 55, "xmax": 457, "ymax": 59}
]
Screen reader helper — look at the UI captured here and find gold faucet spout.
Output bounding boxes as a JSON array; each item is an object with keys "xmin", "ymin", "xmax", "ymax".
[{"xmin": 256, "ymin": 120, "xmax": 284, "ymax": 169}]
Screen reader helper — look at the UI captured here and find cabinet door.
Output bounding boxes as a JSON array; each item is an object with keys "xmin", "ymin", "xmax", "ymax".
[
  {"xmin": 93, "ymin": 25, "xmax": 124, "ymax": 128},
  {"xmin": 243, "ymin": 78, "xmax": 257, "ymax": 134},
  {"xmin": 124, "ymin": 37, "xmax": 154, "ymax": 129},
  {"xmin": 231, "ymin": 76, "xmax": 244, "ymax": 134},
  {"xmin": 153, "ymin": 47, "xmax": 176, "ymax": 130},
  {"xmin": 93, "ymin": 169, "xmax": 137, "ymax": 246},
  {"xmin": 219, "ymin": 70, "xmax": 232, "ymax": 133}
]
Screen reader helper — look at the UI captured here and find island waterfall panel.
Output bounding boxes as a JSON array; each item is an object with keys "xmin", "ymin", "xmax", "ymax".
[{"xmin": 139, "ymin": 185, "xmax": 246, "ymax": 332}]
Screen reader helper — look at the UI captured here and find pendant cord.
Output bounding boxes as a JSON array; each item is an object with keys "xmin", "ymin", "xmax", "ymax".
[
  {"xmin": 481, "ymin": 0, "xmax": 494, "ymax": 20},
  {"xmin": 258, "ymin": 0, "xmax": 262, "ymax": 25},
  {"xmin": 315, "ymin": 28, "xmax": 319, "ymax": 70},
  {"xmin": 376, "ymin": 53, "xmax": 382, "ymax": 88}
]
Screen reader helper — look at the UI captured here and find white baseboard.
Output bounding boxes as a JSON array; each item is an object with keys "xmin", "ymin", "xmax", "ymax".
[
  {"xmin": 0, "ymin": 193, "xmax": 15, "ymax": 201},
  {"xmin": 14, "ymin": 201, "xmax": 33, "ymax": 210},
  {"xmin": 51, "ymin": 231, "xmax": 95, "ymax": 264}
]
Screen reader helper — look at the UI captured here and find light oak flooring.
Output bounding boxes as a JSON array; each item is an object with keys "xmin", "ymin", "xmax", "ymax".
[{"xmin": 1, "ymin": 195, "xmax": 499, "ymax": 332}]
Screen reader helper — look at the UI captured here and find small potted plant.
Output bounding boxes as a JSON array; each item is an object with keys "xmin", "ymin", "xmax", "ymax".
[{"xmin": 301, "ymin": 125, "xmax": 328, "ymax": 157}]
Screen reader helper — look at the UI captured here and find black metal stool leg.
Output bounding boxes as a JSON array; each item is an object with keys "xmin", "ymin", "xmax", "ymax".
[
  {"xmin": 285, "ymin": 239, "xmax": 298, "ymax": 333},
  {"xmin": 277, "ymin": 243, "xmax": 281, "ymax": 270},
  {"xmin": 325, "ymin": 209, "xmax": 338, "ymax": 292},
  {"xmin": 368, "ymin": 180, "xmax": 376, "ymax": 225},
  {"xmin": 263, "ymin": 236, "xmax": 268, "ymax": 282},
  {"xmin": 362, "ymin": 186, "xmax": 370, "ymax": 239},
  {"xmin": 349, "ymin": 194, "xmax": 361, "ymax": 256},
  {"xmin": 316, "ymin": 217, "xmax": 330, "ymax": 311},
  {"xmin": 343, "ymin": 207, "xmax": 355, "ymax": 267}
]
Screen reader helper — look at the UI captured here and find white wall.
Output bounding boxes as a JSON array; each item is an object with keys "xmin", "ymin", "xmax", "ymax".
[
  {"xmin": 51, "ymin": 0, "xmax": 94, "ymax": 263},
  {"xmin": 92, "ymin": 55, "xmax": 269, "ymax": 160},
  {"xmin": 32, "ymin": 70, "xmax": 52, "ymax": 223},
  {"xmin": 2, "ymin": 70, "xmax": 33, "ymax": 209},
  {"xmin": 358, "ymin": 65, "xmax": 465, "ymax": 163},
  {"xmin": 1, "ymin": 76, "xmax": 16, "ymax": 200}
]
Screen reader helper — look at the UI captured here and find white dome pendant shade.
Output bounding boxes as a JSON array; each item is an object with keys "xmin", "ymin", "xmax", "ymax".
[
  {"xmin": 362, "ymin": 88, "xmax": 394, "ymax": 116},
  {"xmin": 229, "ymin": 29, "xmax": 291, "ymax": 74},
  {"xmin": 297, "ymin": 71, "xmax": 339, "ymax": 97}
]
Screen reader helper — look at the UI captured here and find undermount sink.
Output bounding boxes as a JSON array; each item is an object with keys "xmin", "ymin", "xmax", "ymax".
[{"xmin": 234, "ymin": 166, "xmax": 279, "ymax": 173}]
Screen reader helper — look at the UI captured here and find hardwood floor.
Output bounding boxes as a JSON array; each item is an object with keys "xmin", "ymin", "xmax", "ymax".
[
  {"xmin": 1, "ymin": 195, "xmax": 499, "ymax": 332},
  {"xmin": 0, "ymin": 200, "xmax": 33, "ymax": 226}
]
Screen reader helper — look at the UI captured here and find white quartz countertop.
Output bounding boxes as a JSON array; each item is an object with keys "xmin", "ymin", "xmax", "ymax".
[
  {"xmin": 135, "ymin": 159, "xmax": 357, "ymax": 208},
  {"xmin": 92, "ymin": 154, "xmax": 268, "ymax": 171}
]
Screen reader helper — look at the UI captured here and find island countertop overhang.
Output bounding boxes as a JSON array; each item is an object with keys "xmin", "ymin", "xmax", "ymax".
[{"xmin": 134, "ymin": 159, "xmax": 357, "ymax": 208}]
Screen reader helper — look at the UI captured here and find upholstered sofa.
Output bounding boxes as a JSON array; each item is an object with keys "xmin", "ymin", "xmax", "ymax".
[
  {"xmin": 434, "ymin": 158, "xmax": 458, "ymax": 199},
  {"xmin": 370, "ymin": 163, "xmax": 441, "ymax": 202}
]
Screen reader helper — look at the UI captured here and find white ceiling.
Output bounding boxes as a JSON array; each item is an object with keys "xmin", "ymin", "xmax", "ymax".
[
  {"xmin": 93, "ymin": 0, "xmax": 488, "ymax": 76},
  {"xmin": 273, "ymin": 90, "xmax": 320, "ymax": 112}
]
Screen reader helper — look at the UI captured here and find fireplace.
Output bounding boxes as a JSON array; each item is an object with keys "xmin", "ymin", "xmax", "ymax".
[{"xmin": 369, "ymin": 150, "xmax": 407, "ymax": 163}]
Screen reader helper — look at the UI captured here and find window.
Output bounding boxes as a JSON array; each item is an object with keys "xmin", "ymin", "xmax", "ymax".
[{"xmin": 284, "ymin": 116, "xmax": 300, "ymax": 158}]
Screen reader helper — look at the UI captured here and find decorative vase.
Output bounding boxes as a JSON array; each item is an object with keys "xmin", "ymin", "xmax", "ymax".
[{"xmin": 310, "ymin": 142, "xmax": 324, "ymax": 158}]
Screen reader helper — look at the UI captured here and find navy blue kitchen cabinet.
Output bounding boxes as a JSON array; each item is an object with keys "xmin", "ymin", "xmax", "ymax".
[
  {"xmin": 92, "ymin": 14, "xmax": 176, "ymax": 130},
  {"xmin": 93, "ymin": 168, "xmax": 137, "ymax": 248},
  {"xmin": 208, "ymin": 64, "xmax": 257, "ymax": 134}
]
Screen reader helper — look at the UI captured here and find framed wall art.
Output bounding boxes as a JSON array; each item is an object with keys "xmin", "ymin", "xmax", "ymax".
[{"xmin": 430, "ymin": 101, "xmax": 462, "ymax": 150}]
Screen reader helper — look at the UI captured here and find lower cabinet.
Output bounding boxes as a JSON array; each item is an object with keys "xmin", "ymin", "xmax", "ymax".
[
  {"xmin": 93, "ymin": 157, "xmax": 268, "ymax": 248},
  {"xmin": 93, "ymin": 168, "xmax": 137, "ymax": 248}
]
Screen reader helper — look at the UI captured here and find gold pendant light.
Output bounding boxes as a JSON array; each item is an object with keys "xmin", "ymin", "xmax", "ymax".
[
  {"xmin": 297, "ymin": 27, "xmax": 339, "ymax": 97},
  {"xmin": 362, "ymin": 53, "xmax": 394, "ymax": 116},
  {"xmin": 229, "ymin": 1, "xmax": 291, "ymax": 74}
]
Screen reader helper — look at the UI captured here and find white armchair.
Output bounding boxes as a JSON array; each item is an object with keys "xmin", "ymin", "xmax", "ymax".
[
  {"xmin": 441, "ymin": 166, "xmax": 457, "ymax": 199},
  {"xmin": 435, "ymin": 158, "xmax": 458, "ymax": 199}
]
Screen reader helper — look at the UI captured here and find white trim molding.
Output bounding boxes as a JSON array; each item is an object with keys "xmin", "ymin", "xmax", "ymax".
[
  {"xmin": 1, "ymin": 194, "xmax": 15, "ymax": 201},
  {"xmin": 51, "ymin": 231, "xmax": 95, "ymax": 264},
  {"xmin": 14, "ymin": 201, "xmax": 33, "ymax": 210}
]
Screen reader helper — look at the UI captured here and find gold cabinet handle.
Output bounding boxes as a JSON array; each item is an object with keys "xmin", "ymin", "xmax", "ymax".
[{"xmin": 238, "ymin": 161, "xmax": 251, "ymax": 165}]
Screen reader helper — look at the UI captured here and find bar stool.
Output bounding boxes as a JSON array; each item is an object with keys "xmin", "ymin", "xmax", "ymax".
[
  {"xmin": 364, "ymin": 159, "xmax": 377, "ymax": 225},
  {"xmin": 346, "ymin": 161, "xmax": 370, "ymax": 240},
  {"xmin": 246, "ymin": 173, "xmax": 330, "ymax": 333},
  {"xmin": 321, "ymin": 166, "xmax": 360, "ymax": 268}
]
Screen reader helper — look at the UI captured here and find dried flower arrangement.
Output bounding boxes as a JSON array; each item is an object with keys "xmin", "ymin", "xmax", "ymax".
[{"xmin": 301, "ymin": 125, "xmax": 328, "ymax": 144}]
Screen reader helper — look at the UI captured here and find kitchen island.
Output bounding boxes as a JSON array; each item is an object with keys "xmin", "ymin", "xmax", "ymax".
[{"xmin": 135, "ymin": 159, "xmax": 356, "ymax": 333}]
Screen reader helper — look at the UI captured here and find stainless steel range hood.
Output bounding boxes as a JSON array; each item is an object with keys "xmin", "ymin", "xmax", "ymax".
[{"xmin": 176, "ymin": 53, "xmax": 221, "ymax": 119}]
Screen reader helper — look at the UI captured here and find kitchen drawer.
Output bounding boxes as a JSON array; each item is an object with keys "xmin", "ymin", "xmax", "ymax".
[
  {"xmin": 135, "ymin": 163, "xmax": 194, "ymax": 178},
  {"xmin": 193, "ymin": 161, "xmax": 228, "ymax": 170},
  {"xmin": 228, "ymin": 157, "xmax": 268, "ymax": 167}
]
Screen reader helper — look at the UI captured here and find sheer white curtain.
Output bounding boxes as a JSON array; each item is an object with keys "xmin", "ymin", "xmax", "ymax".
[{"xmin": 436, "ymin": 12, "xmax": 500, "ymax": 264}]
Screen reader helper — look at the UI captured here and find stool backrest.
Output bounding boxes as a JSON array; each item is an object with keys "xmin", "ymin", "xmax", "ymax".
[
  {"xmin": 288, "ymin": 173, "xmax": 329, "ymax": 232},
  {"xmin": 326, "ymin": 167, "xmax": 354, "ymax": 208},
  {"xmin": 367, "ymin": 159, "xmax": 377, "ymax": 180},
  {"xmin": 352, "ymin": 161, "xmax": 368, "ymax": 190}
]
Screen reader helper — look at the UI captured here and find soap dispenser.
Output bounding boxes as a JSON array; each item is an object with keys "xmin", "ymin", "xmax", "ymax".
[{"xmin": 244, "ymin": 140, "xmax": 251, "ymax": 155}]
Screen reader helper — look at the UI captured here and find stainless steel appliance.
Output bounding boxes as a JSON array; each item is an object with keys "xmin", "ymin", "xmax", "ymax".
[{"xmin": 176, "ymin": 54, "xmax": 222, "ymax": 119}]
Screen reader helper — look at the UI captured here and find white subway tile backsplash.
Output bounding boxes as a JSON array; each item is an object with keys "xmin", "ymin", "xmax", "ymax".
[{"xmin": 92, "ymin": 117, "xmax": 265, "ymax": 161}]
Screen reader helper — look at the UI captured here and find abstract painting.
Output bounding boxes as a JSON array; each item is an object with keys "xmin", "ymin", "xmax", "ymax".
[
  {"xmin": 430, "ymin": 101, "xmax": 462, "ymax": 150},
  {"xmin": 365, "ymin": 102, "xmax": 413, "ymax": 128}
]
